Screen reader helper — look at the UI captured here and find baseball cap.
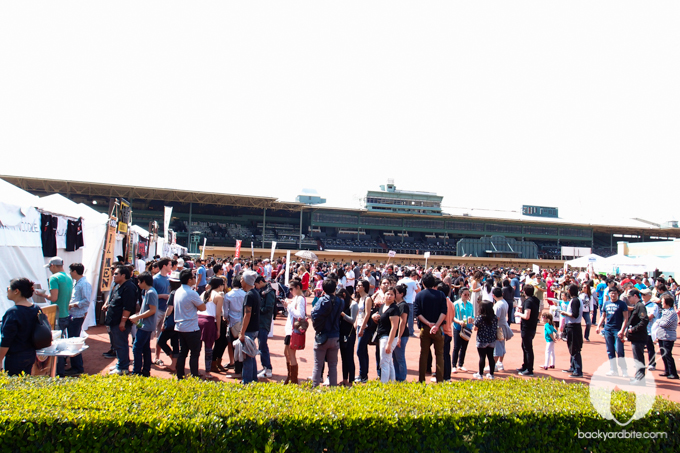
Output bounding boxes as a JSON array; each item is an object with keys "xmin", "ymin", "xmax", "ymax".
[
  {"xmin": 45, "ymin": 257, "xmax": 63, "ymax": 268},
  {"xmin": 640, "ymin": 288, "xmax": 652, "ymax": 295},
  {"xmin": 169, "ymin": 271, "xmax": 181, "ymax": 283}
]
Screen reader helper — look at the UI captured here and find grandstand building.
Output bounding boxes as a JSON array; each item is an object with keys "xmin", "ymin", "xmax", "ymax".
[{"xmin": 3, "ymin": 175, "xmax": 679, "ymax": 260}]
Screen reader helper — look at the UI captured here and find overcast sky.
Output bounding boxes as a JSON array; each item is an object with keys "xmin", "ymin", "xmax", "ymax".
[{"xmin": 2, "ymin": 2, "xmax": 679, "ymax": 224}]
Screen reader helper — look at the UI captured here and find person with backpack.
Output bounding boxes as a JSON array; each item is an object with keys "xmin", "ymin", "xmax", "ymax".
[
  {"xmin": 311, "ymin": 278, "xmax": 345, "ymax": 387},
  {"xmin": 0, "ymin": 278, "xmax": 41, "ymax": 376}
]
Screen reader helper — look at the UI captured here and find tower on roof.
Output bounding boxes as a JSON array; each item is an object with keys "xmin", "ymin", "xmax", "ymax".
[{"xmin": 365, "ymin": 180, "xmax": 443, "ymax": 216}]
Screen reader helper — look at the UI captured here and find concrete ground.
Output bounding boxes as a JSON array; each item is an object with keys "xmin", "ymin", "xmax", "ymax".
[{"xmin": 76, "ymin": 300, "xmax": 679, "ymax": 404}]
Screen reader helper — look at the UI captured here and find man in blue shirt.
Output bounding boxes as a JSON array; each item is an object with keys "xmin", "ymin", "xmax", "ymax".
[
  {"xmin": 596, "ymin": 286, "xmax": 630, "ymax": 376},
  {"xmin": 64, "ymin": 263, "xmax": 91, "ymax": 376},
  {"xmin": 195, "ymin": 259, "xmax": 207, "ymax": 295},
  {"xmin": 129, "ymin": 272, "xmax": 158, "ymax": 377},
  {"xmin": 509, "ymin": 270, "xmax": 521, "ymax": 324},
  {"xmin": 153, "ymin": 257, "xmax": 171, "ymax": 365}
]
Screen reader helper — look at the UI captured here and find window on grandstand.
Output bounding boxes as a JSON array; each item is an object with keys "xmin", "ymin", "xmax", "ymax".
[
  {"xmin": 312, "ymin": 213, "xmax": 358, "ymax": 225},
  {"xmin": 559, "ymin": 228, "xmax": 592, "ymax": 238},
  {"xmin": 523, "ymin": 226, "xmax": 558, "ymax": 236},
  {"xmin": 446, "ymin": 221, "xmax": 485, "ymax": 232},
  {"xmin": 360, "ymin": 216, "xmax": 403, "ymax": 227},
  {"xmin": 403, "ymin": 219, "xmax": 445, "ymax": 229},
  {"xmin": 485, "ymin": 223, "xmax": 523, "ymax": 234}
]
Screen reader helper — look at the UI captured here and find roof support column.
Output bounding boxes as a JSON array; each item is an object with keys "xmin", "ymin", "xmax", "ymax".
[
  {"xmin": 262, "ymin": 208, "xmax": 266, "ymax": 249},
  {"xmin": 299, "ymin": 209, "xmax": 303, "ymax": 249}
]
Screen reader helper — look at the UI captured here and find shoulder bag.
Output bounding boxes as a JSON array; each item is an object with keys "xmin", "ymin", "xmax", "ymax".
[
  {"xmin": 459, "ymin": 325, "xmax": 472, "ymax": 341},
  {"xmin": 33, "ymin": 307, "xmax": 52, "ymax": 350}
]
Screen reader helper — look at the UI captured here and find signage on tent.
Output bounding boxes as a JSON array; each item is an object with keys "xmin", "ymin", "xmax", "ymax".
[{"xmin": 100, "ymin": 224, "xmax": 117, "ymax": 292}]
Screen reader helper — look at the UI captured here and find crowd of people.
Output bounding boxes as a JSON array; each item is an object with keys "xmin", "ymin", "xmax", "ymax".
[{"xmin": 1, "ymin": 254, "xmax": 679, "ymax": 386}]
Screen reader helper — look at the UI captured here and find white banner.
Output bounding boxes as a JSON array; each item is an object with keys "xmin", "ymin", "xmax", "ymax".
[
  {"xmin": 201, "ymin": 237, "xmax": 207, "ymax": 259},
  {"xmin": 0, "ymin": 204, "xmax": 42, "ymax": 247},
  {"xmin": 284, "ymin": 250, "xmax": 291, "ymax": 286},
  {"xmin": 388, "ymin": 250, "xmax": 396, "ymax": 257},
  {"xmin": 423, "ymin": 252, "xmax": 431, "ymax": 259},
  {"xmin": 532, "ymin": 264, "xmax": 540, "ymax": 274},
  {"xmin": 251, "ymin": 241, "xmax": 254, "ymax": 258},
  {"xmin": 270, "ymin": 241, "xmax": 277, "ymax": 262},
  {"xmin": 163, "ymin": 206, "xmax": 172, "ymax": 239}
]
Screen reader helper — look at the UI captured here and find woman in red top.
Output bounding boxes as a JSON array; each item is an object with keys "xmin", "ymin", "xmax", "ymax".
[{"xmin": 299, "ymin": 265, "xmax": 310, "ymax": 296}]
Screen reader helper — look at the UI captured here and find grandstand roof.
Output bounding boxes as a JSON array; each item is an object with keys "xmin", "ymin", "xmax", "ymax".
[
  {"xmin": 2, "ymin": 175, "xmax": 676, "ymax": 234},
  {"xmin": 0, "ymin": 175, "xmax": 307, "ymax": 211}
]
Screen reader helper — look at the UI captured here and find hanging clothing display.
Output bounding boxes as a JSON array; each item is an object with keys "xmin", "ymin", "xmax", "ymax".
[
  {"xmin": 40, "ymin": 214, "xmax": 58, "ymax": 257},
  {"xmin": 66, "ymin": 218, "xmax": 84, "ymax": 251}
]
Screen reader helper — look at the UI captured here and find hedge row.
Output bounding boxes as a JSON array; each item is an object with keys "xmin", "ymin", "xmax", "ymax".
[{"xmin": 0, "ymin": 374, "xmax": 678, "ymax": 452}]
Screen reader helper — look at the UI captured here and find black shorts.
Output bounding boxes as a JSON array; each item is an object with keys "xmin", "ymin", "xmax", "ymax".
[{"xmin": 284, "ymin": 335, "xmax": 291, "ymax": 346}]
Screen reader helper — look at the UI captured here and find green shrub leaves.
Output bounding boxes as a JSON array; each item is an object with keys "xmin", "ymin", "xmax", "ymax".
[{"xmin": 0, "ymin": 374, "xmax": 678, "ymax": 452}]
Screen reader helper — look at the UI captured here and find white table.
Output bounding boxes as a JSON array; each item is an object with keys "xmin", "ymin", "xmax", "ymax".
[{"xmin": 36, "ymin": 345, "xmax": 89, "ymax": 377}]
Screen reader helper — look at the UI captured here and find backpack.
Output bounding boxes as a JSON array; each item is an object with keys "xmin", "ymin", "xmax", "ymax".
[{"xmin": 33, "ymin": 308, "xmax": 52, "ymax": 350}]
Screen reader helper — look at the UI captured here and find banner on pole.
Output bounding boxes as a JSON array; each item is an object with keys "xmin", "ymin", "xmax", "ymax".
[
  {"xmin": 423, "ymin": 252, "xmax": 431, "ymax": 259},
  {"xmin": 100, "ymin": 223, "xmax": 117, "ymax": 292},
  {"xmin": 270, "ymin": 241, "xmax": 277, "ymax": 262},
  {"xmin": 285, "ymin": 250, "xmax": 291, "ymax": 286},
  {"xmin": 201, "ymin": 238, "xmax": 207, "ymax": 259},
  {"xmin": 163, "ymin": 206, "xmax": 173, "ymax": 239},
  {"xmin": 251, "ymin": 241, "xmax": 254, "ymax": 258},
  {"xmin": 532, "ymin": 264, "xmax": 540, "ymax": 274},
  {"xmin": 388, "ymin": 250, "xmax": 396, "ymax": 258},
  {"xmin": 234, "ymin": 240, "xmax": 242, "ymax": 258}
]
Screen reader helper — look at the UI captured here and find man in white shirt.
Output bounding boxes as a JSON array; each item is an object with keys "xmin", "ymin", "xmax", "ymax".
[
  {"xmin": 344, "ymin": 264, "xmax": 355, "ymax": 295},
  {"xmin": 264, "ymin": 259, "xmax": 273, "ymax": 282},
  {"xmin": 397, "ymin": 269, "xmax": 420, "ymax": 336},
  {"xmin": 136, "ymin": 254, "xmax": 146, "ymax": 274}
]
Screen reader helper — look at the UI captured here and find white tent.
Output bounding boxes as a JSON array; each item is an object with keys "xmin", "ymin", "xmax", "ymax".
[
  {"xmin": 35, "ymin": 194, "xmax": 109, "ymax": 330},
  {"xmin": 0, "ymin": 182, "xmax": 108, "ymax": 331},
  {"xmin": 594, "ymin": 254, "xmax": 653, "ymax": 275},
  {"xmin": 564, "ymin": 253, "xmax": 604, "ymax": 268}
]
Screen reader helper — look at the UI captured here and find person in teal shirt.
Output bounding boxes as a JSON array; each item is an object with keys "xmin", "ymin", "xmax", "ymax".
[
  {"xmin": 452, "ymin": 288, "xmax": 474, "ymax": 372},
  {"xmin": 541, "ymin": 312, "xmax": 557, "ymax": 369},
  {"xmin": 35, "ymin": 257, "xmax": 74, "ymax": 377}
]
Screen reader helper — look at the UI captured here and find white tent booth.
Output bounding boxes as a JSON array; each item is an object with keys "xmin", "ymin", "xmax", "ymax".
[
  {"xmin": 0, "ymin": 181, "xmax": 108, "ymax": 330},
  {"xmin": 564, "ymin": 253, "xmax": 604, "ymax": 268}
]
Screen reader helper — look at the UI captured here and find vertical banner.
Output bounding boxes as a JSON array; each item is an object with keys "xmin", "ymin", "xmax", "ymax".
[
  {"xmin": 532, "ymin": 264, "xmax": 540, "ymax": 274},
  {"xmin": 423, "ymin": 251, "xmax": 431, "ymax": 269},
  {"xmin": 234, "ymin": 239, "xmax": 242, "ymax": 258},
  {"xmin": 251, "ymin": 241, "xmax": 254, "ymax": 259},
  {"xmin": 270, "ymin": 241, "xmax": 277, "ymax": 262},
  {"xmin": 201, "ymin": 238, "xmax": 207, "ymax": 259},
  {"xmin": 163, "ymin": 206, "xmax": 173, "ymax": 239},
  {"xmin": 285, "ymin": 250, "xmax": 291, "ymax": 286},
  {"xmin": 100, "ymin": 222, "xmax": 117, "ymax": 292}
]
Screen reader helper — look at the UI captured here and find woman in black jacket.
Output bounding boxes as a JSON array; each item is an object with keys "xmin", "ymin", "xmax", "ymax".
[{"xmin": 0, "ymin": 278, "xmax": 41, "ymax": 376}]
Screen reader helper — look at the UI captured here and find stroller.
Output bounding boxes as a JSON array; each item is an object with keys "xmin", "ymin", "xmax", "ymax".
[{"xmin": 271, "ymin": 281, "xmax": 289, "ymax": 319}]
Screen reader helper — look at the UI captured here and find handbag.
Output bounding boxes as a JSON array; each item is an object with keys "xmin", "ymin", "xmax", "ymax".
[
  {"xmin": 315, "ymin": 332, "xmax": 328, "ymax": 345},
  {"xmin": 497, "ymin": 326, "xmax": 505, "ymax": 341},
  {"xmin": 459, "ymin": 326, "xmax": 472, "ymax": 341},
  {"xmin": 290, "ymin": 327, "xmax": 306, "ymax": 350},
  {"xmin": 33, "ymin": 308, "xmax": 53, "ymax": 350}
]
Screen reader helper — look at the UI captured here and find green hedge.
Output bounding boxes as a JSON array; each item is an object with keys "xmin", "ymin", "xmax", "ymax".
[{"xmin": 0, "ymin": 374, "xmax": 678, "ymax": 452}]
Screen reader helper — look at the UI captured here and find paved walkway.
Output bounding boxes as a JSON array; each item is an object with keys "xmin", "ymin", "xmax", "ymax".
[{"xmin": 78, "ymin": 301, "xmax": 679, "ymax": 404}]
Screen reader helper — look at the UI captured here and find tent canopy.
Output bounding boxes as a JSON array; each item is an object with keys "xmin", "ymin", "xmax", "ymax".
[{"xmin": 564, "ymin": 253, "xmax": 603, "ymax": 268}]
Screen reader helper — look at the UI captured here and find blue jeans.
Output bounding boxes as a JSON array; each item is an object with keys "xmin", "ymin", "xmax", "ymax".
[
  {"xmin": 56, "ymin": 317, "xmax": 70, "ymax": 376},
  {"xmin": 393, "ymin": 336, "xmax": 409, "ymax": 381},
  {"xmin": 258, "ymin": 328, "xmax": 272, "ymax": 371},
  {"xmin": 132, "ymin": 329, "xmax": 153, "ymax": 376},
  {"xmin": 242, "ymin": 331, "xmax": 258, "ymax": 384},
  {"xmin": 407, "ymin": 306, "xmax": 415, "ymax": 336},
  {"xmin": 109, "ymin": 324, "xmax": 132, "ymax": 371},
  {"xmin": 603, "ymin": 329, "xmax": 627, "ymax": 373},
  {"xmin": 582, "ymin": 312, "xmax": 592, "ymax": 341},
  {"xmin": 67, "ymin": 317, "xmax": 85, "ymax": 373},
  {"xmin": 356, "ymin": 326, "xmax": 372, "ymax": 380}
]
